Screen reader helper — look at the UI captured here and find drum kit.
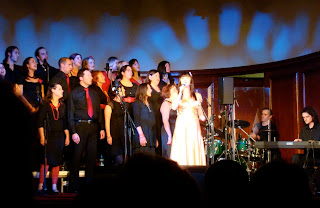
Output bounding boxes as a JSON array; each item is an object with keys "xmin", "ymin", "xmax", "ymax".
[{"xmin": 203, "ymin": 119, "xmax": 271, "ymax": 175}]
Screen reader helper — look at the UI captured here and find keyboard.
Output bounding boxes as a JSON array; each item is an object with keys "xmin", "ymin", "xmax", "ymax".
[{"xmin": 254, "ymin": 141, "xmax": 320, "ymax": 149}]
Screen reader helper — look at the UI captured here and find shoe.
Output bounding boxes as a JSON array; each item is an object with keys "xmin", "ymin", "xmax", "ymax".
[{"xmin": 52, "ymin": 189, "xmax": 60, "ymax": 194}]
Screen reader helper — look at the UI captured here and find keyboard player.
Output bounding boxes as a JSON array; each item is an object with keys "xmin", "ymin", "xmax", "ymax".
[{"xmin": 292, "ymin": 107, "xmax": 320, "ymax": 168}]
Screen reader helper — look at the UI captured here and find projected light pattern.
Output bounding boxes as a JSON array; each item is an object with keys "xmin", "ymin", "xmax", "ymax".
[
  {"xmin": 219, "ymin": 4, "xmax": 242, "ymax": 46},
  {"xmin": 184, "ymin": 9, "xmax": 210, "ymax": 50},
  {"xmin": 0, "ymin": 3, "xmax": 319, "ymax": 71}
]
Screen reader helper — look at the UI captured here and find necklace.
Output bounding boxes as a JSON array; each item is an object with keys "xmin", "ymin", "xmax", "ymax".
[
  {"xmin": 146, "ymin": 104, "xmax": 152, "ymax": 112},
  {"xmin": 49, "ymin": 102, "xmax": 60, "ymax": 120}
]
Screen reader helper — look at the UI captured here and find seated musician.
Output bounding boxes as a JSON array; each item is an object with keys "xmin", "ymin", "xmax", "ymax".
[
  {"xmin": 251, "ymin": 108, "xmax": 282, "ymax": 161},
  {"xmin": 292, "ymin": 107, "xmax": 320, "ymax": 168}
]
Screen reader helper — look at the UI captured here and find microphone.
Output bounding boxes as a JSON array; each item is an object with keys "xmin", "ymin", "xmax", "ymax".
[
  {"xmin": 43, "ymin": 59, "xmax": 48, "ymax": 67},
  {"xmin": 112, "ymin": 79, "xmax": 121, "ymax": 92},
  {"xmin": 104, "ymin": 63, "xmax": 110, "ymax": 71}
]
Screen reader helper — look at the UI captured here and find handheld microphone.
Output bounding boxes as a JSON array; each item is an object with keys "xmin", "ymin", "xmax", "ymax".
[{"xmin": 104, "ymin": 63, "xmax": 110, "ymax": 71}]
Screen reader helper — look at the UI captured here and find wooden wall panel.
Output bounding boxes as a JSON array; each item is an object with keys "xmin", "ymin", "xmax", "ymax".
[
  {"xmin": 304, "ymin": 70, "xmax": 320, "ymax": 112},
  {"xmin": 270, "ymin": 75, "xmax": 299, "ymax": 163}
]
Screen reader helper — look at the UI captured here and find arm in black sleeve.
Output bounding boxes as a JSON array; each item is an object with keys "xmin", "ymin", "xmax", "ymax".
[
  {"xmin": 68, "ymin": 92, "xmax": 76, "ymax": 135},
  {"xmin": 132, "ymin": 101, "xmax": 141, "ymax": 127},
  {"xmin": 38, "ymin": 102, "xmax": 46, "ymax": 128}
]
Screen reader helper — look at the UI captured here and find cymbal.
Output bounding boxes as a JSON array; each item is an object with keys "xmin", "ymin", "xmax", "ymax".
[{"xmin": 227, "ymin": 119, "xmax": 250, "ymax": 128}]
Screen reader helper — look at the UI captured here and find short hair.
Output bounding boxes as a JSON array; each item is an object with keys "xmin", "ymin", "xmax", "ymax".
[
  {"xmin": 262, "ymin": 108, "xmax": 273, "ymax": 116},
  {"xmin": 301, "ymin": 106, "xmax": 319, "ymax": 124},
  {"xmin": 35, "ymin": 46, "xmax": 45, "ymax": 63},
  {"xmin": 58, "ymin": 57, "xmax": 69, "ymax": 67},
  {"xmin": 77, "ymin": 68, "xmax": 90, "ymax": 78},
  {"xmin": 69, "ymin": 53, "xmax": 82, "ymax": 60},
  {"xmin": 107, "ymin": 56, "xmax": 118, "ymax": 65}
]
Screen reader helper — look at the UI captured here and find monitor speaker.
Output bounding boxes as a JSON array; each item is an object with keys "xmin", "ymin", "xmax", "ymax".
[{"xmin": 218, "ymin": 77, "xmax": 234, "ymax": 105}]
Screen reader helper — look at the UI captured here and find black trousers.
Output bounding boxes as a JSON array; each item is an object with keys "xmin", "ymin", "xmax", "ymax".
[{"xmin": 70, "ymin": 122, "xmax": 98, "ymax": 191}]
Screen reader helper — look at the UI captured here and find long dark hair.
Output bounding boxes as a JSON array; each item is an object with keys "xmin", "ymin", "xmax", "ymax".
[
  {"xmin": 3, "ymin": 46, "xmax": 18, "ymax": 63},
  {"xmin": 301, "ymin": 106, "xmax": 319, "ymax": 124},
  {"xmin": 22, "ymin": 57, "xmax": 34, "ymax": 77}
]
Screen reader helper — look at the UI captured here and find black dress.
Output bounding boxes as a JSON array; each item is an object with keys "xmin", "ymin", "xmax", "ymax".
[
  {"xmin": 149, "ymin": 86, "xmax": 163, "ymax": 154},
  {"xmin": 20, "ymin": 79, "xmax": 42, "ymax": 108},
  {"xmin": 38, "ymin": 101, "xmax": 67, "ymax": 166},
  {"xmin": 107, "ymin": 100, "xmax": 126, "ymax": 156},
  {"xmin": 121, "ymin": 82, "xmax": 138, "ymax": 118},
  {"xmin": 132, "ymin": 100, "xmax": 156, "ymax": 149},
  {"xmin": 160, "ymin": 100, "xmax": 177, "ymax": 158}
]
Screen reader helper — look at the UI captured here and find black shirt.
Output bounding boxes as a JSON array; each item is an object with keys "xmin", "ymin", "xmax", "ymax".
[
  {"xmin": 299, "ymin": 123, "xmax": 320, "ymax": 141},
  {"xmin": 255, "ymin": 122, "xmax": 278, "ymax": 141},
  {"xmin": 68, "ymin": 85, "xmax": 104, "ymax": 135},
  {"xmin": 50, "ymin": 71, "xmax": 70, "ymax": 101},
  {"xmin": 38, "ymin": 100, "xmax": 67, "ymax": 132},
  {"xmin": 35, "ymin": 63, "xmax": 59, "ymax": 84},
  {"xmin": 3, "ymin": 63, "xmax": 22, "ymax": 84},
  {"xmin": 132, "ymin": 100, "xmax": 156, "ymax": 148}
]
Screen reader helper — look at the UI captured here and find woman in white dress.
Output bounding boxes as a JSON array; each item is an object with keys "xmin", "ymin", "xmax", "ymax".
[{"xmin": 170, "ymin": 72, "xmax": 206, "ymax": 166}]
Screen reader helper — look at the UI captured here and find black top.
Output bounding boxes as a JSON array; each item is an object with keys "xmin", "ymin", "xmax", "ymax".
[
  {"xmin": 18, "ymin": 79, "xmax": 42, "ymax": 108},
  {"xmin": 3, "ymin": 63, "xmax": 22, "ymax": 84},
  {"xmin": 107, "ymin": 100, "xmax": 126, "ymax": 155},
  {"xmin": 299, "ymin": 123, "xmax": 320, "ymax": 141},
  {"xmin": 50, "ymin": 71, "xmax": 70, "ymax": 101},
  {"xmin": 38, "ymin": 100, "xmax": 67, "ymax": 132},
  {"xmin": 35, "ymin": 63, "xmax": 59, "ymax": 84},
  {"xmin": 69, "ymin": 76, "xmax": 80, "ymax": 91},
  {"xmin": 132, "ymin": 100, "xmax": 156, "ymax": 148},
  {"xmin": 148, "ymin": 86, "xmax": 163, "ymax": 142},
  {"xmin": 256, "ymin": 122, "xmax": 278, "ymax": 141},
  {"xmin": 68, "ymin": 85, "xmax": 104, "ymax": 135},
  {"xmin": 90, "ymin": 84, "xmax": 108, "ymax": 105},
  {"xmin": 121, "ymin": 82, "xmax": 138, "ymax": 98}
]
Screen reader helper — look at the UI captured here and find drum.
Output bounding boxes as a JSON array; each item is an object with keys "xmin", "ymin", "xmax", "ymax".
[
  {"xmin": 250, "ymin": 147, "xmax": 263, "ymax": 162},
  {"xmin": 214, "ymin": 139, "xmax": 225, "ymax": 155},
  {"xmin": 236, "ymin": 139, "xmax": 247, "ymax": 152}
]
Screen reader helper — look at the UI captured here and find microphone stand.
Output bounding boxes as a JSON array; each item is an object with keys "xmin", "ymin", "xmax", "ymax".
[
  {"xmin": 42, "ymin": 111, "xmax": 50, "ymax": 193},
  {"xmin": 115, "ymin": 88, "xmax": 136, "ymax": 162}
]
